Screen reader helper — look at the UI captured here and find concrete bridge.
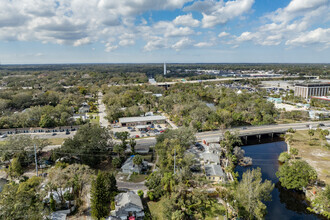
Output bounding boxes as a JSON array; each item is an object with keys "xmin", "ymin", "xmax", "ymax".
[{"xmin": 196, "ymin": 120, "xmax": 330, "ymax": 143}]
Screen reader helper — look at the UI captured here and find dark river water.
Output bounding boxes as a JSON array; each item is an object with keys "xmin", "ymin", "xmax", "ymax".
[{"xmin": 236, "ymin": 141, "xmax": 322, "ymax": 220}]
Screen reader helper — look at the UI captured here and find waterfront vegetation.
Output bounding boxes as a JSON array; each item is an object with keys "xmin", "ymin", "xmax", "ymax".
[{"xmin": 279, "ymin": 129, "xmax": 330, "ymax": 218}]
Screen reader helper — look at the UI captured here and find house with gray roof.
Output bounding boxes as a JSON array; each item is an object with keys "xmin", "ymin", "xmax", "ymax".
[
  {"xmin": 111, "ymin": 191, "xmax": 144, "ymax": 220},
  {"xmin": 204, "ymin": 164, "xmax": 225, "ymax": 183},
  {"xmin": 121, "ymin": 156, "xmax": 148, "ymax": 174},
  {"xmin": 201, "ymin": 152, "xmax": 220, "ymax": 165}
]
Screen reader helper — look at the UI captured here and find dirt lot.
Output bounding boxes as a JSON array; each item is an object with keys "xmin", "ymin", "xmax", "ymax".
[{"xmin": 290, "ymin": 129, "xmax": 330, "ymax": 185}]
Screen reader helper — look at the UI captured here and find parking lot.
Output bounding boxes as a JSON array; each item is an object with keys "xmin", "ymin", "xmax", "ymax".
[{"xmin": 112, "ymin": 123, "xmax": 168, "ymax": 139}]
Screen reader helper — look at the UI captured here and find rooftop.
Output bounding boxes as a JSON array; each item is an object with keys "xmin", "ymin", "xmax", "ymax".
[
  {"xmin": 201, "ymin": 152, "xmax": 220, "ymax": 164},
  {"xmin": 115, "ymin": 191, "xmax": 143, "ymax": 210},
  {"xmin": 119, "ymin": 115, "xmax": 166, "ymax": 123},
  {"xmin": 205, "ymin": 164, "xmax": 225, "ymax": 177},
  {"xmin": 295, "ymin": 82, "xmax": 330, "ymax": 87}
]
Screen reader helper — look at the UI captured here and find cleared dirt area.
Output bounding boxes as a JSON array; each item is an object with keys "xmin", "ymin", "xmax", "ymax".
[{"xmin": 290, "ymin": 129, "xmax": 330, "ymax": 185}]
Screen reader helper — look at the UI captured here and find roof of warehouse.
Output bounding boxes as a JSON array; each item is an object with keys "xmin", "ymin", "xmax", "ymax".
[{"xmin": 119, "ymin": 115, "xmax": 166, "ymax": 123}]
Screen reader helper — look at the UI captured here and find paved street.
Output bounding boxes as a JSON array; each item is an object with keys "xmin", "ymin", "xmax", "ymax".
[{"xmin": 98, "ymin": 92, "xmax": 109, "ymax": 128}]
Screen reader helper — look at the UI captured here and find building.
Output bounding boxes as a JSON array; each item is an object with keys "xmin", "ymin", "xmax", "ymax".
[
  {"xmin": 111, "ymin": 191, "xmax": 144, "ymax": 220},
  {"xmin": 119, "ymin": 115, "xmax": 166, "ymax": 127},
  {"xmin": 201, "ymin": 152, "xmax": 220, "ymax": 165},
  {"xmin": 294, "ymin": 83, "xmax": 330, "ymax": 99},
  {"xmin": 121, "ymin": 156, "xmax": 148, "ymax": 174},
  {"xmin": 204, "ymin": 164, "xmax": 225, "ymax": 183},
  {"xmin": 78, "ymin": 102, "xmax": 90, "ymax": 113}
]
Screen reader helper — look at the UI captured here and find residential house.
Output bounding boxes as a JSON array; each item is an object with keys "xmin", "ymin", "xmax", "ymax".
[
  {"xmin": 78, "ymin": 102, "xmax": 90, "ymax": 113},
  {"xmin": 200, "ymin": 152, "xmax": 220, "ymax": 165},
  {"xmin": 111, "ymin": 191, "xmax": 144, "ymax": 220},
  {"xmin": 121, "ymin": 156, "xmax": 148, "ymax": 174},
  {"xmin": 204, "ymin": 164, "xmax": 225, "ymax": 183}
]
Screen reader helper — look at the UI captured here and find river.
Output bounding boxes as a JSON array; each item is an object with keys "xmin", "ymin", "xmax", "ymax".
[{"xmin": 236, "ymin": 141, "xmax": 323, "ymax": 220}]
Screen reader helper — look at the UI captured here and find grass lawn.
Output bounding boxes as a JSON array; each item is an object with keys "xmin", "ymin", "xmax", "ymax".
[
  {"xmin": 88, "ymin": 113, "xmax": 100, "ymax": 124},
  {"xmin": 290, "ymin": 129, "xmax": 330, "ymax": 184},
  {"xmin": 148, "ymin": 199, "xmax": 165, "ymax": 220},
  {"xmin": 129, "ymin": 174, "xmax": 148, "ymax": 183},
  {"xmin": 48, "ymin": 138, "xmax": 66, "ymax": 145}
]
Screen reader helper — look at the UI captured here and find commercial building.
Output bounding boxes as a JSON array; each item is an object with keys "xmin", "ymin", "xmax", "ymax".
[
  {"xmin": 294, "ymin": 83, "xmax": 330, "ymax": 99},
  {"xmin": 119, "ymin": 115, "xmax": 166, "ymax": 127}
]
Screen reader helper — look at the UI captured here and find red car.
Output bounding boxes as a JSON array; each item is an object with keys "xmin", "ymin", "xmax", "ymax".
[
  {"xmin": 160, "ymin": 130, "xmax": 165, "ymax": 133},
  {"xmin": 135, "ymin": 135, "xmax": 140, "ymax": 138}
]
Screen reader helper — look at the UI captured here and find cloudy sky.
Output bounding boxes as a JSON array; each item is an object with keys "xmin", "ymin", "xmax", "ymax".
[{"xmin": 0, "ymin": 0, "xmax": 329, "ymax": 64}]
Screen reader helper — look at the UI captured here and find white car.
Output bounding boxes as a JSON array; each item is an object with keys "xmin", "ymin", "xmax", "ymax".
[{"xmin": 0, "ymin": 134, "xmax": 7, "ymax": 138}]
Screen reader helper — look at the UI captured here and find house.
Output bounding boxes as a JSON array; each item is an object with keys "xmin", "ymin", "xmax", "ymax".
[
  {"xmin": 78, "ymin": 102, "xmax": 90, "ymax": 113},
  {"xmin": 121, "ymin": 156, "xmax": 148, "ymax": 174},
  {"xmin": 72, "ymin": 113, "xmax": 89, "ymax": 121},
  {"xmin": 201, "ymin": 152, "xmax": 220, "ymax": 165},
  {"xmin": 111, "ymin": 191, "xmax": 144, "ymax": 220},
  {"xmin": 204, "ymin": 164, "xmax": 225, "ymax": 183}
]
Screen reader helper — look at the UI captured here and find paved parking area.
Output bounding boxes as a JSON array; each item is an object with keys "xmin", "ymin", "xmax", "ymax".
[{"xmin": 111, "ymin": 123, "xmax": 168, "ymax": 138}]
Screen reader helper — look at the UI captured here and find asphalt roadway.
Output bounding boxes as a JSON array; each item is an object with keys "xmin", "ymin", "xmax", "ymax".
[{"xmin": 134, "ymin": 120, "xmax": 330, "ymax": 146}]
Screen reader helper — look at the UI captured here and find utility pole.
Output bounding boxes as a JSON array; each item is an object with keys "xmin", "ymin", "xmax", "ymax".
[
  {"xmin": 174, "ymin": 149, "xmax": 176, "ymax": 174},
  {"xmin": 34, "ymin": 144, "xmax": 38, "ymax": 176}
]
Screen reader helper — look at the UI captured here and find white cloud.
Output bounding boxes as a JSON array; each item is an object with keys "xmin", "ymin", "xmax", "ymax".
[
  {"xmin": 286, "ymin": 28, "xmax": 330, "ymax": 47},
  {"xmin": 74, "ymin": 37, "xmax": 91, "ymax": 46},
  {"xmin": 218, "ymin": 31, "xmax": 230, "ymax": 38},
  {"xmin": 231, "ymin": 0, "xmax": 329, "ymax": 47},
  {"xmin": 105, "ymin": 42, "xmax": 118, "ymax": 52},
  {"xmin": 185, "ymin": 0, "xmax": 254, "ymax": 28},
  {"xmin": 171, "ymin": 37, "xmax": 193, "ymax": 50},
  {"xmin": 144, "ymin": 37, "xmax": 167, "ymax": 51},
  {"xmin": 194, "ymin": 42, "xmax": 213, "ymax": 47},
  {"xmin": 173, "ymin": 13, "xmax": 200, "ymax": 27}
]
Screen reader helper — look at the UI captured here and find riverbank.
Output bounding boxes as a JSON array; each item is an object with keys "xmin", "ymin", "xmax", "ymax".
[
  {"xmin": 237, "ymin": 141, "xmax": 322, "ymax": 219},
  {"xmin": 287, "ymin": 129, "xmax": 330, "ymax": 185}
]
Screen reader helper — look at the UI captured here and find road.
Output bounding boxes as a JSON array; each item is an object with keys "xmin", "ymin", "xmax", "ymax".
[
  {"xmin": 98, "ymin": 92, "xmax": 109, "ymax": 128},
  {"xmin": 196, "ymin": 121, "xmax": 330, "ymax": 141},
  {"xmin": 130, "ymin": 120, "xmax": 330, "ymax": 145}
]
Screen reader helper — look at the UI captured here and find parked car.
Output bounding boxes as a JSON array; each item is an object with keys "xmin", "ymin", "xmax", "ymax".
[
  {"xmin": 319, "ymin": 123, "xmax": 325, "ymax": 127},
  {"xmin": 242, "ymin": 127, "xmax": 247, "ymax": 130},
  {"xmin": 160, "ymin": 130, "xmax": 165, "ymax": 133},
  {"xmin": 65, "ymin": 130, "xmax": 70, "ymax": 135},
  {"xmin": 0, "ymin": 134, "xmax": 7, "ymax": 138},
  {"xmin": 135, "ymin": 135, "xmax": 140, "ymax": 138},
  {"xmin": 52, "ymin": 133, "xmax": 57, "ymax": 136},
  {"xmin": 157, "ymin": 125, "xmax": 161, "ymax": 128},
  {"xmin": 306, "ymin": 124, "xmax": 310, "ymax": 128},
  {"xmin": 127, "ymin": 126, "xmax": 132, "ymax": 130}
]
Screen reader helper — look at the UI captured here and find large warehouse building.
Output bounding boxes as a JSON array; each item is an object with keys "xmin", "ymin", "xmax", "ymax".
[
  {"xmin": 294, "ymin": 83, "xmax": 330, "ymax": 99},
  {"xmin": 119, "ymin": 115, "xmax": 166, "ymax": 127}
]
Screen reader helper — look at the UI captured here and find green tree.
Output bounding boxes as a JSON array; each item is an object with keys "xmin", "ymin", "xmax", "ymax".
[
  {"xmin": 137, "ymin": 189, "xmax": 144, "ymax": 198},
  {"xmin": 276, "ymin": 160, "xmax": 317, "ymax": 190},
  {"xmin": 133, "ymin": 155, "xmax": 143, "ymax": 166},
  {"xmin": 39, "ymin": 114, "xmax": 55, "ymax": 128},
  {"xmin": 91, "ymin": 171, "xmax": 117, "ymax": 219},
  {"xmin": 0, "ymin": 177, "xmax": 46, "ymax": 220},
  {"xmin": 289, "ymin": 147, "xmax": 299, "ymax": 159},
  {"xmin": 112, "ymin": 157, "xmax": 122, "ymax": 168},
  {"xmin": 129, "ymin": 139, "xmax": 136, "ymax": 154},
  {"xmin": 236, "ymin": 168, "xmax": 274, "ymax": 219},
  {"xmin": 7, "ymin": 157, "xmax": 23, "ymax": 179},
  {"xmin": 57, "ymin": 124, "xmax": 113, "ymax": 167},
  {"xmin": 278, "ymin": 152, "xmax": 290, "ymax": 163},
  {"xmin": 308, "ymin": 129, "xmax": 315, "ymax": 141},
  {"xmin": 50, "ymin": 193, "xmax": 56, "ymax": 212}
]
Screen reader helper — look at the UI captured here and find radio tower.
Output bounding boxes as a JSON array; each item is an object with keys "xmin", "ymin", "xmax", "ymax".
[{"xmin": 164, "ymin": 62, "xmax": 166, "ymax": 76}]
